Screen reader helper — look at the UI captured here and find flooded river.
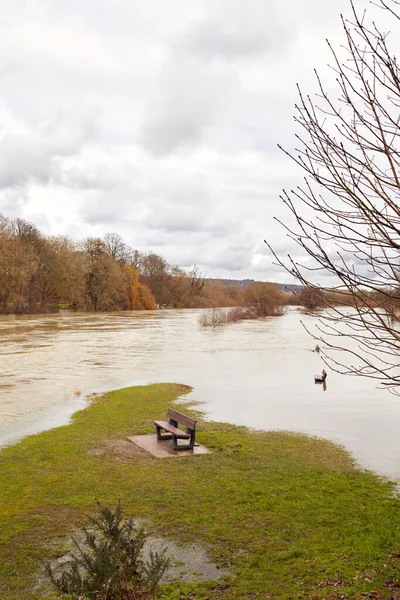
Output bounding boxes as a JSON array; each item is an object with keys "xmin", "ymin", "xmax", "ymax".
[{"xmin": 1, "ymin": 308, "xmax": 399, "ymax": 479}]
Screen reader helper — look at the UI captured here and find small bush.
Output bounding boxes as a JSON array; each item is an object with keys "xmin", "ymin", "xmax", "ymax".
[
  {"xmin": 198, "ymin": 307, "xmax": 227, "ymax": 327},
  {"xmin": 45, "ymin": 501, "xmax": 170, "ymax": 600},
  {"xmin": 198, "ymin": 300, "xmax": 284, "ymax": 328},
  {"xmin": 225, "ymin": 307, "xmax": 249, "ymax": 323}
]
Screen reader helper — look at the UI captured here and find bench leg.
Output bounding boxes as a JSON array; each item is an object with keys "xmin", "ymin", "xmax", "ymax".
[
  {"xmin": 189, "ymin": 428, "xmax": 196, "ymax": 448},
  {"xmin": 172, "ymin": 428, "xmax": 196, "ymax": 451},
  {"xmin": 155, "ymin": 425, "xmax": 172, "ymax": 441},
  {"xmin": 172, "ymin": 435, "xmax": 189, "ymax": 450}
]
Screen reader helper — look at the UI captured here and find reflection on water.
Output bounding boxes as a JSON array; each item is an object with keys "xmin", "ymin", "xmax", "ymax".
[{"xmin": 0, "ymin": 308, "xmax": 399, "ymax": 479}]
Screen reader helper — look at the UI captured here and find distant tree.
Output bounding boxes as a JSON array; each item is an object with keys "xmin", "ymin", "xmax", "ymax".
[
  {"xmin": 137, "ymin": 281, "xmax": 158, "ymax": 310},
  {"xmin": 30, "ymin": 236, "xmax": 84, "ymax": 312},
  {"xmin": 224, "ymin": 282, "xmax": 244, "ymax": 305},
  {"xmin": 244, "ymin": 282, "xmax": 285, "ymax": 317},
  {"xmin": 139, "ymin": 252, "xmax": 170, "ymax": 306},
  {"xmin": 0, "ymin": 216, "xmax": 37, "ymax": 313},
  {"xmin": 165, "ymin": 266, "xmax": 188, "ymax": 307},
  {"xmin": 167, "ymin": 265, "xmax": 206, "ymax": 308},
  {"xmin": 12, "ymin": 217, "xmax": 41, "ymax": 244},
  {"xmin": 297, "ymin": 287, "xmax": 325, "ymax": 310},
  {"xmin": 121, "ymin": 264, "xmax": 156, "ymax": 310},
  {"xmin": 82, "ymin": 238, "xmax": 122, "ymax": 311},
  {"xmin": 103, "ymin": 232, "xmax": 126, "ymax": 262},
  {"xmin": 199, "ymin": 280, "xmax": 236, "ymax": 308},
  {"xmin": 123, "ymin": 246, "xmax": 143, "ymax": 269},
  {"xmin": 187, "ymin": 266, "xmax": 205, "ymax": 300}
]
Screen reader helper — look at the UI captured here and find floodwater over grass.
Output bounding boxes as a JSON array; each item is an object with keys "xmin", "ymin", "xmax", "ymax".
[
  {"xmin": 0, "ymin": 308, "xmax": 399, "ymax": 478},
  {"xmin": 1, "ymin": 383, "xmax": 400, "ymax": 600}
]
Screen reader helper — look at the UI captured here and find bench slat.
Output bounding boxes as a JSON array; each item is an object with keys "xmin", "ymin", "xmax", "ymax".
[
  {"xmin": 154, "ymin": 420, "xmax": 190, "ymax": 439},
  {"xmin": 167, "ymin": 408, "xmax": 196, "ymax": 429}
]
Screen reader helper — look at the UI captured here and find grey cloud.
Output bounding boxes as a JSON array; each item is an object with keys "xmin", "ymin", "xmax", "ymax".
[
  {"xmin": 0, "ymin": 186, "xmax": 29, "ymax": 217},
  {"xmin": 178, "ymin": 19, "xmax": 277, "ymax": 61},
  {"xmin": 147, "ymin": 212, "xmax": 239, "ymax": 235},
  {"xmin": 207, "ymin": 257, "xmax": 252, "ymax": 273},
  {"xmin": 78, "ymin": 190, "xmax": 135, "ymax": 226},
  {"xmin": 127, "ymin": 224, "xmax": 254, "ymax": 273},
  {"xmin": 0, "ymin": 117, "xmax": 95, "ymax": 189},
  {"xmin": 177, "ymin": 0, "xmax": 295, "ymax": 62},
  {"xmin": 255, "ymin": 236, "xmax": 300, "ymax": 258},
  {"xmin": 60, "ymin": 161, "xmax": 136, "ymax": 192},
  {"xmin": 83, "ymin": 210, "xmax": 120, "ymax": 227},
  {"xmin": 140, "ymin": 56, "xmax": 237, "ymax": 155},
  {"xmin": 205, "ymin": 245, "xmax": 254, "ymax": 272},
  {"xmin": 44, "ymin": 0, "xmax": 203, "ymax": 43},
  {"xmin": 139, "ymin": 0, "xmax": 296, "ymax": 157},
  {"xmin": 135, "ymin": 181, "xmax": 239, "ymax": 236},
  {"xmin": 147, "ymin": 209, "xmax": 209, "ymax": 234}
]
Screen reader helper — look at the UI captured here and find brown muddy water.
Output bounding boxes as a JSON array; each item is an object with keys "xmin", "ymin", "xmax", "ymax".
[{"xmin": 1, "ymin": 308, "xmax": 399, "ymax": 479}]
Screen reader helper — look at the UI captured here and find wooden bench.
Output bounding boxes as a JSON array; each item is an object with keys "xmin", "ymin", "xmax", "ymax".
[
  {"xmin": 154, "ymin": 408, "xmax": 196, "ymax": 451},
  {"xmin": 314, "ymin": 369, "xmax": 327, "ymax": 383}
]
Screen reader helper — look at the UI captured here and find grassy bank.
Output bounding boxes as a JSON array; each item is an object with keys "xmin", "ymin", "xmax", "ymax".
[{"xmin": 1, "ymin": 383, "xmax": 400, "ymax": 599}]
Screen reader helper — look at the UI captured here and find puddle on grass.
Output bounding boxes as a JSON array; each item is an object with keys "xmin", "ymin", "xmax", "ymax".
[
  {"xmin": 38, "ymin": 532, "xmax": 230, "ymax": 596},
  {"xmin": 144, "ymin": 537, "xmax": 230, "ymax": 584}
]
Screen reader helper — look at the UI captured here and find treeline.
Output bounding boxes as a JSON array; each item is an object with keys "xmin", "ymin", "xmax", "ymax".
[
  {"xmin": 287, "ymin": 286, "xmax": 383, "ymax": 311},
  {"xmin": 0, "ymin": 215, "xmax": 366, "ymax": 318},
  {"xmin": 1, "ymin": 215, "xmax": 364, "ymax": 316},
  {"xmin": 0, "ymin": 216, "xmax": 283, "ymax": 314},
  {"xmin": 0, "ymin": 217, "xmax": 158, "ymax": 313}
]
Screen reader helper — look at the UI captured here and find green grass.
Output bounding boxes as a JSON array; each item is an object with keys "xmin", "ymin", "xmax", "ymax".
[{"xmin": 1, "ymin": 383, "xmax": 400, "ymax": 599}]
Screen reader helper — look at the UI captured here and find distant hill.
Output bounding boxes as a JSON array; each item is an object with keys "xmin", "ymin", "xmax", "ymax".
[
  {"xmin": 207, "ymin": 278, "xmax": 303, "ymax": 293},
  {"xmin": 277, "ymin": 283, "xmax": 304, "ymax": 293},
  {"xmin": 207, "ymin": 278, "xmax": 255, "ymax": 288}
]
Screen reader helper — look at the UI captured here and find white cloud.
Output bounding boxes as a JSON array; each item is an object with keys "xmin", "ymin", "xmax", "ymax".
[
  {"xmin": 0, "ymin": 0, "xmax": 383, "ymax": 285},
  {"xmin": 0, "ymin": 116, "xmax": 95, "ymax": 188}
]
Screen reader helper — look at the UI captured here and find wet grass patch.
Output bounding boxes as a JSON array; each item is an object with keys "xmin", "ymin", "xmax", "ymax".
[{"xmin": 1, "ymin": 383, "xmax": 400, "ymax": 599}]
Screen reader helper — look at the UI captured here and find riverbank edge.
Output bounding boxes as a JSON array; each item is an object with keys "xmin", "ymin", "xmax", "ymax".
[{"xmin": 1, "ymin": 382, "xmax": 400, "ymax": 600}]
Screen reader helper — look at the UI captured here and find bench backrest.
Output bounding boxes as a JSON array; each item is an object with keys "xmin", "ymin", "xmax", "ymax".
[{"xmin": 167, "ymin": 408, "xmax": 196, "ymax": 430}]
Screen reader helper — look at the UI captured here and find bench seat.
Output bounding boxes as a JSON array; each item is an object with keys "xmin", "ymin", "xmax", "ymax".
[
  {"xmin": 154, "ymin": 408, "xmax": 197, "ymax": 450},
  {"xmin": 153, "ymin": 420, "xmax": 190, "ymax": 439}
]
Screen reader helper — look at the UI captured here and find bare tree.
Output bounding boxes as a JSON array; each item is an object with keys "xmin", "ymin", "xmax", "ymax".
[
  {"xmin": 297, "ymin": 287, "xmax": 326, "ymax": 311},
  {"xmin": 123, "ymin": 246, "xmax": 143, "ymax": 269},
  {"xmin": 267, "ymin": 0, "xmax": 400, "ymax": 388},
  {"xmin": 103, "ymin": 232, "xmax": 126, "ymax": 262},
  {"xmin": 244, "ymin": 282, "xmax": 285, "ymax": 317},
  {"xmin": 12, "ymin": 217, "xmax": 41, "ymax": 244},
  {"xmin": 139, "ymin": 252, "xmax": 170, "ymax": 306},
  {"xmin": 82, "ymin": 238, "xmax": 122, "ymax": 311}
]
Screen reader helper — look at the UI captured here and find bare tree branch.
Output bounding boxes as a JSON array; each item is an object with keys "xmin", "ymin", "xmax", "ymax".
[{"xmin": 269, "ymin": 0, "xmax": 400, "ymax": 389}]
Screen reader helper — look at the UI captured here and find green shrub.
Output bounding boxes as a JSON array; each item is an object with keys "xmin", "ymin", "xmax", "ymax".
[{"xmin": 45, "ymin": 501, "xmax": 170, "ymax": 600}]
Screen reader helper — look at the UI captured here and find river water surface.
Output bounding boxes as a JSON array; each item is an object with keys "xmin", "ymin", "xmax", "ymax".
[{"xmin": 1, "ymin": 308, "xmax": 399, "ymax": 479}]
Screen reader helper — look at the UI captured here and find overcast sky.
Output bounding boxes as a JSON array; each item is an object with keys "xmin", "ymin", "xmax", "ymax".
[{"xmin": 0, "ymin": 0, "xmax": 386, "ymax": 283}]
